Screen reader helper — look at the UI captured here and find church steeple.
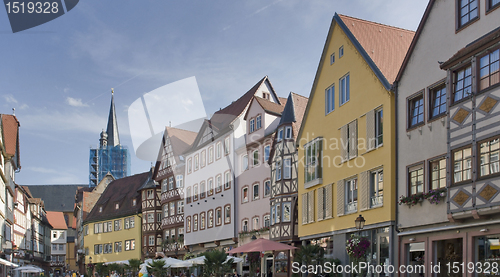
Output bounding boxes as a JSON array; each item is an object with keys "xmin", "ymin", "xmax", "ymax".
[{"xmin": 106, "ymin": 88, "xmax": 120, "ymax": 147}]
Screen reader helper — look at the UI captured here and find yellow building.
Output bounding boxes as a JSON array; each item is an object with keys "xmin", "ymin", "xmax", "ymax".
[
  {"xmin": 83, "ymin": 171, "xmax": 151, "ymax": 264},
  {"xmin": 296, "ymin": 13, "xmax": 414, "ymax": 265}
]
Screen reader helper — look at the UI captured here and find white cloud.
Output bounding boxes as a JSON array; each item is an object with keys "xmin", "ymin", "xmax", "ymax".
[
  {"xmin": 4, "ymin": 94, "xmax": 18, "ymax": 104},
  {"xmin": 19, "ymin": 104, "xmax": 29, "ymax": 110},
  {"xmin": 25, "ymin": 166, "xmax": 82, "ymax": 184},
  {"xmin": 66, "ymin": 97, "xmax": 89, "ymax": 107}
]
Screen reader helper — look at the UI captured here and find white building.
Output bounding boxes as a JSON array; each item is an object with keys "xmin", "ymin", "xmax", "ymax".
[{"xmin": 46, "ymin": 211, "xmax": 67, "ymax": 275}]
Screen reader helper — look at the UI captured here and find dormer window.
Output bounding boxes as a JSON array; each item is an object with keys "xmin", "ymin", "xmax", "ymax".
[
  {"xmin": 99, "ymin": 206, "xmax": 103, "ymax": 213},
  {"xmin": 132, "ymin": 199, "xmax": 136, "ymax": 206},
  {"xmin": 115, "ymin": 203, "xmax": 119, "ymax": 210},
  {"xmin": 147, "ymin": 189, "xmax": 154, "ymax": 199},
  {"xmin": 250, "ymin": 119, "xmax": 255, "ymax": 133}
]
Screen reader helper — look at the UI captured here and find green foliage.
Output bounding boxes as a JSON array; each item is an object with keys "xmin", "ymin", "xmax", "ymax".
[
  {"xmin": 247, "ymin": 252, "xmax": 260, "ymax": 277},
  {"xmin": 95, "ymin": 263, "xmax": 105, "ymax": 277},
  {"xmin": 183, "ymin": 252, "xmax": 196, "ymax": 260},
  {"xmin": 147, "ymin": 259, "xmax": 169, "ymax": 277},
  {"xmin": 293, "ymin": 244, "xmax": 324, "ymax": 265},
  {"xmin": 201, "ymin": 249, "xmax": 232, "ymax": 277},
  {"xmin": 127, "ymin": 258, "xmax": 142, "ymax": 277}
]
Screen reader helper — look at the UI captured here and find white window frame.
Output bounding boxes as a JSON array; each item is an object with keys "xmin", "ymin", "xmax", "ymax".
[
  {"xmin": 277, "ymin": 128, "xmax": 283, "ymax": 142},
  {"xmin": 285, "ymin": 126, "xmax": 292, "ymax": 139},
  {"xmin": 345, "ymin": 178, "xmax": 358, "ymax": 214},
  {"xmin": 339, "ymin": 46, "xmax": 344, "ymax": 58},
  {"xmin": 256, "ymin": 115, "xmax": 262, "ymax": 130},
  {"xmin": 253, "ymin": 183, "xmax": 259, "ymax": 200},
  {"xmin": 339, "ymin": 73, "xmax": 350, "ymax": 106},
  {"xmin": 325, "ymin": 84, "xmax": 335, "ymax": 114},
  {"xmin": 283, "ymin": 158, "xmax": 291, "ymax": 179},
  {"xmin": 242, "ymin": 154, "xmax": 249, "ymax": 172},
  {"xmin": 370, "ymin": 169, "xmax": 383, "ymax": 207},
  {"xmin": 250, "ymin": 118, "xmax": 255, "ymax": 133},
  {"xmin": 264, "ymin": 180, "xmax": 271, "ymax": 197},
  {"xmin": 330, "ymin": 52, "xmax": 335, "ymax": 65}
]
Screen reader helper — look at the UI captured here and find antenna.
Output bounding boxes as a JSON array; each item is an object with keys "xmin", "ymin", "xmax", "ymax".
[
  {"xmin": 12, "ymin": 108, "xmax": 15, "ymax": 115},
  {"xmin": 111, "ymin": 88, "xmax": 114, "ymax": 95}
]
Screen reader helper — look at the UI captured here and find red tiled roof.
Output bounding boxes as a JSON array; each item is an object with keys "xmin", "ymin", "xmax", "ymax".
[
  {"xmin": 46, "ymin": 211, "xmax": 68, "ymax": 230},
  {"xmin": 290, "ymin": 92, "xmax": 308, "ymax": 139},
  {"xmin": 1, "ymin": 114, "xmax": 20, "ymax": 166},
  {"xmin": 338, "ymin": 14, "xmax": 415, "ymax": 84}
]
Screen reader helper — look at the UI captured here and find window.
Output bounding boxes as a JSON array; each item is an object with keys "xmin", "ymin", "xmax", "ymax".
[
  {"xmin": 193, "ymin": 215, "xmax": 198, "ymax": 231},
  {"xmin": 479, "ymin": 48, "xmax": 499, "ymax": 91},
  {"xmin": 224, "ymin": 137, "xmax": 230, "ymax": 155},
  {"xmin": 103, "ymin": 221, "xmax": 112, "ymax": 233},
  {"xmin": 200, "ymin": 212, "xmax": 205, "ymax": 229},
  {"xmin": 345, "ymin": 178, "xmax": 358, "ymax": 213},
  {"xmin": 93, "ymin": 223, "xmax": 102, "ymax": 234},
  {"xmin": 132, "ymin": 199, "xmax": 136, "ymax": 206},
  {"xmin": 458, "ymin": 0, "xmax": 478, "ymax": 28},
  {"xmin": 208, "ymin": 147, "xmax": 214, "ymax": 163},
  {"xmin": 305, "ymin": 138, "xmax": 322, "ymax": 183},
  {"xmin": 275, "ymin": 204, "xmax": 281, "ymax": 223},
  {"xmin": 177, "ymin": 200, "xmax": 184, "ymax": 214},
  {"xmin": 208, "ymin": 178, "xmax": 214, "ymax": 195},
  {"xmin": 186, "ymin": 216, "xmax": 191, "ymax": 233},
  {"xmin": 282, "ymin": 202, "xmax": 291, "ymax": 222},
  {"xmin": 176, "ymin": 175, "xmax": 183, "ymax": 188},
  {"xmin": 264, "ymin": 180, "xmax": 271, "ymax": 197},
  {"xmin": 264, "ymin": 215, "xmax": 270, "ymax": 227},
  {"xmin": 339, "ymin": 46, "xmax": 344, "ymax": 57},
  {"xmin": 115, "ymin": 203, "xmax": 119, "ymax": 210},
  {"xmin": 208, "ymin": 210, "xmax": 213, "ymax": 228},
  {"xmin": 453, "ymin": 66, "xmax": 472, "ymax": 102},
  {"xmin": 52, "ymin": 244, "xmax": 57, "ymax": 251},
  {"xmin": 242, "ymin": 154, "xmax": 249, "ymax": 171},
  {"xmin": 194, "ymin": 154, "xmax": 199, "ymax": 171},
  {"xmin": 200, "ymin": 182, "xmax": 206, "ymax": 198},
  {"xmin": 99, "ymin": 206, "xmax": 102, "ymax": 213},
  {"xmin": 325, "ymin": 84, "xmax": 335, "ymax": 114},
  {"xmin": 264, "ymin": 145, "xmax": 270, "ymax": 163},
  {"xmin": 252, "ymin": 150, "xmax": 260, "ymax": 166},
  {"xmin": 170, "ymin": 202, "xmax": 175, "ymax": 216},
  {"xmin": 216, "ymin": 142, "xmax": 222, "ymax": 159},
  {"xmin": 330, "ymin": 53, "xmax": 335, "ymax": 65},
  {"xmin": 193, "ymin": 184, "xmax": 198, "ymax": 201},
  {"xmin": 186, "ymin": 187, "xmax": 191, "ymax": 203},
  {"xmin": 430, "ymin": 158, "xmax": 446, "ymax": 190},
  {"xmin": 487, "ymin": 0, "xmax": 500, "ymax": 10},
  {"xmin": 252, "ymin": 217, "xmax": 259, "ymax": 230},
  {"xmin": 370, "ymin": 170, "xmax": 384, "ymax": 207},
  {"xmin": 201, "ymin": 150, "xmax": 206, "ymax": 168},
  {"xmin": 242, "ymin": 220, "xmax": 249, "ymax": 232},
  {"xmin": 149, "ymin": 235, "xmax": 155, "ymax": 246},
  {"xmin": 147, "ymin": 213, "xmax": 154, "ymax": 223},
  {"xmin": 339, "ymin": 73, "xmax": 350, "ymax": 105},
  {"xmin": 276, "ymin": 160, "xmax": 282, "ymax": 181},
  {"xmin": 317, "ymin": 184, "xmax": 332, "ymax": 220},
  {"xmin": 253, "ymin": 183, "xmax": 259, "ymax": 200},
  {"xmin": 216, "ymin": 175, "xmax": 222, "ymax": 192},
  {"xmin": 242, "ymin": 187, "xmax": 249, "ymax": 203},
  {"xmin": 430, "ymin": 85, "xmax": 447, "ymax": 118},
  {"xmin": 103, "ymin": 243, "xmax": 112, "ymax": 254},
  {"xmin": 479, "ymin": 137, "xmax": 500, "ymax": 177},
  {"xmin": 453, "ymin": 147, "xmax": 472, "ymax": 183},
  {"xmin": 114, "ymin": 220, "xmax": 121, "ymax": 231},
  {"xmin": 114, "ymin": 242, "xmax": 122, "ymax": 253},
  {"xmin": 283, "ymin": 158, "xmax": 291, "ymax": 179},
  {"xmin": 187, "ymin": 158, "xmax": 192, "ymax": 173},
  {"xmin": 277, "ymin": 128, "xmax": 283, "ymax": 142},
  {"xmin": 163, "ymin": 205, "xmax": 169, "ymax": 217},
  {"xmin": 169, "ymin": 177, "xmax": 174, "ymax": 190},
  {"xmin": 224, "ymin": 171, "xmax": 231, "ymax": 189},
  {"xmin": 409, "ymin": 94, "xmax": 424, "ymax": 128},
  {"xmin": 224, "ymin": 205, "xmax": 231, "ymax": 224},
  {"xmin": 216, "ymin": 208, "xmax": 222, "ymax": 226},
  {"xmin": 250, "ymin": 118, "xmax": 255, "ymax": 133},
  {"xmin": 285, "ymin": 127, "xmax": 292, "ymax": 140},
  {"xmin": 94, "ymin": 244, "xmax": 102, "ymax": 254},
  {"xmin": 409, "ymin": 165, "xmax": 424, "ymax": 195},
  {"xmin": 162, "ymin": 179, "xmax": 168, "ymax": 193},
  {"xmin": 375, "ymin": 108, "xmax": 383, "ymax": 147},
  {"xmin": 256, "ymin": 115, "xmax": 262, "ymax": 130}
]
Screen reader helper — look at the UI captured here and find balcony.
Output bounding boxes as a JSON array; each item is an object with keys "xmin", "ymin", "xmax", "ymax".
[
  {"xmin": 161, "ymin": 214, "xmax": 184, "ymax": 228},
  {"xmin": 371, "ymin": 195, "xmax": 383, "ymax": 207},
  {"xmin": 345, "ymin": 202, "xmax": 357, "ymax": 214},
  {"xmin": 161, "ymin": 188, "xmax": 183, "ymax": 204}
]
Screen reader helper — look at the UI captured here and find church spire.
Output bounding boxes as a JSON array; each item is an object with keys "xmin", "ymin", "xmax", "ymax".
[{"xmin": 106, "ymin": 88, "xmax": 120, "ymax": 147}]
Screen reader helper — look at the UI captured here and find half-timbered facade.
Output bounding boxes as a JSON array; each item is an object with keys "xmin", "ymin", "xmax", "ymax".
[
  {"xmin": 184, "ymin": 76, "xmax": 282, "ymax": 252},
  {"xmin": 396, "ymin": 0, "xmax": 500, "ymax": 270},
  {"xmin": 139, "ymin": 175, "xmax": 162, "ymax": 258},
  {"xmin": 153, "ymin": 127, "xmax": 196, "ymax": 258},
  {"xmin": 269, "ymin": 92, "xmax": 307, "ymax": 245}
]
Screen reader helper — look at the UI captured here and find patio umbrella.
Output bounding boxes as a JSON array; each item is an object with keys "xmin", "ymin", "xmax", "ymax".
[
  {"xmin": 223, "ymin": 256, "xmax": 244, "ymax": 264},
  {"xmin": 159, "ymin": 257, "xmax": 191, "ymax": 268},
  {"xmin": 185, "ymin": 256, "xmax": 205, "ymax": 265},
  {"xmin": 103, "ymin": 260, "xmax": 130, "ymax": 265},
  {"xmin": 226, "ymin": 238, "xmax": 297, "ymax": 253},
  {"xmin": 14, "ymin": 265, "xmax": 43, "ymax": 273}
]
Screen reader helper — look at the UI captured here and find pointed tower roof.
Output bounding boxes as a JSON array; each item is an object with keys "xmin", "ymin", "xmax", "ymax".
[{"xmin": 106, "ymin": 89, "xmax": 120, "ymax": 147}]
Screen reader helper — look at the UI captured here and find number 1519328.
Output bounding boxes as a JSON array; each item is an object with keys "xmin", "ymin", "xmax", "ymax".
[{"xmin": 5, "ymin": 2, "xmax": 58, "ymax": 14}]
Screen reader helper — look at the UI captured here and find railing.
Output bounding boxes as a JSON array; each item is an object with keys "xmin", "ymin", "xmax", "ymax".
[
  {"xmin": 371, "ymin": 195, "xmax": 383, "ymax": 207},
  {"xmin": 161, "ymin": 215, "xmax": 184, "ymax": 228},
  {"xmin": 345, "ymin": 202, "xmax": 357, "ymax": 214}
]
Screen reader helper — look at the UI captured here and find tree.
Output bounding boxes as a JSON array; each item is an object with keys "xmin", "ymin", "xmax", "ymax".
[
  {"xmin": 202, "ymin": 249, "xmax": 232, "ymax": 277},
  {"xmin": 128, "ymin": 259, "xmax": 142, "ymax": 277},
  {"xmin": 147, "ymin": 259, "xmax": 168, "ymax": 277},
  {"xmin": 247, "ymin": 252, "xmax": 260, "ymax": 277}
]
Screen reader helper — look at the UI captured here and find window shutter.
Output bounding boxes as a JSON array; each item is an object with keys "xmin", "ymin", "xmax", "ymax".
[
  {"xmin": 360, "ymin": 171, "xmax": 369, "ymax": 211},
  {"xmin": 337, "ymin": 180, "xmax": 345, "ymax": 216},
  {"xmin": 301, "ymin": 193, "xmax": 308, "ymax": 225},
  {"xmin": 317, "ymin": 188, "xmax": 324, "ymax": 221},
  {"xmin": 366, "ymin": 109, "xmax": 375, "ymax": 150},
  {"xmin": 325, "ymin": 183, "xmax": 333, "ymax": 219},
  {"xmin": 340, "ymin": 125, "xmax": 348, "ymax": 161},
  {"xmin": 308, "ymin": 191, "xmax": 314, "ymax": 223},
  {"xmin": 349, "ymin": 120, "xmax": 358, "ymax": 158}
]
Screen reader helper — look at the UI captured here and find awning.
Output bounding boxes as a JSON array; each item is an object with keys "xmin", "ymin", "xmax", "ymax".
[
  {"xmin": 226, "ymin": 238, "xmax": 297, "ymax": 253},
  {"xmin": 0, "ymin": 258, "xmax": 19, "ymax": 267}
]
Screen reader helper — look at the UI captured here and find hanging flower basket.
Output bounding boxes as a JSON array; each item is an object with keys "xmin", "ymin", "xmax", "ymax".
[
  {"xmin": 398, "ymin": 193, "xmax": 424, "ymax": 206},
  {"xmin": 345, "ymin": 235, "xmax": 370, "ymax": 261}
]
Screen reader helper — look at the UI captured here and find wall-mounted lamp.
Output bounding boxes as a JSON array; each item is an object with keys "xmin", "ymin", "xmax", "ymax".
[
  {"xmin": 480, "ymin": 228, "xmax": 489, "ymax": 232},
  {"xmin": 409, "ymin": 238, "xmax": 416, "ymax": 242}
]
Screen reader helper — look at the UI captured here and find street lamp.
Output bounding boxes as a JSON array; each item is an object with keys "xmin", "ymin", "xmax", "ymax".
[{"xmin": 355, "ymin": 214, "xmax": 365, "ymax": 230}]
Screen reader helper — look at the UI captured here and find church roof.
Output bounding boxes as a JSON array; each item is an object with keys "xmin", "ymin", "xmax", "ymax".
[{"xmin": 106, "ymin": 90, "xmax": 120, "ymax": 147}]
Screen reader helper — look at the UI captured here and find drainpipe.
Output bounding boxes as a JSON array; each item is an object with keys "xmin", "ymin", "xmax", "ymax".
[{"xmin": 393, "ymin": 81, "xmax": 399, "ymax": 276}]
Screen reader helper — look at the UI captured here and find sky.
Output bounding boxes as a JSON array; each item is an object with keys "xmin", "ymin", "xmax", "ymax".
[{"xmin": 0, "ymin": 0, "xmax": 429, "ymax": 185}]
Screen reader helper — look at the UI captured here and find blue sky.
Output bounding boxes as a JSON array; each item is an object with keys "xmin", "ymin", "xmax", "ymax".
[{"xmin": 0, "ymin": 0, "xmax": 428, "ymax": 185}]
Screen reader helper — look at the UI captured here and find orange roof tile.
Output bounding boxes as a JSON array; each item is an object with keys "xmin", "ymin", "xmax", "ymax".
[
  {"xmin": 337, "ymin": 14, "xmax": 415, "ymax": 85},
  {"xmin": 46, "ymin": 211, "xmax": 68, "ymax": 229}
]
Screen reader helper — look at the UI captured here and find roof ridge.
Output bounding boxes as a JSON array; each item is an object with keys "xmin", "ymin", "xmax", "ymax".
[
  {"xmin": 338, "ymin": 14, "xmax": 415, "ymax": 33},
  {"xmin": 289, "ymin": 92, "xmax": 308, "ymax": 100}
]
